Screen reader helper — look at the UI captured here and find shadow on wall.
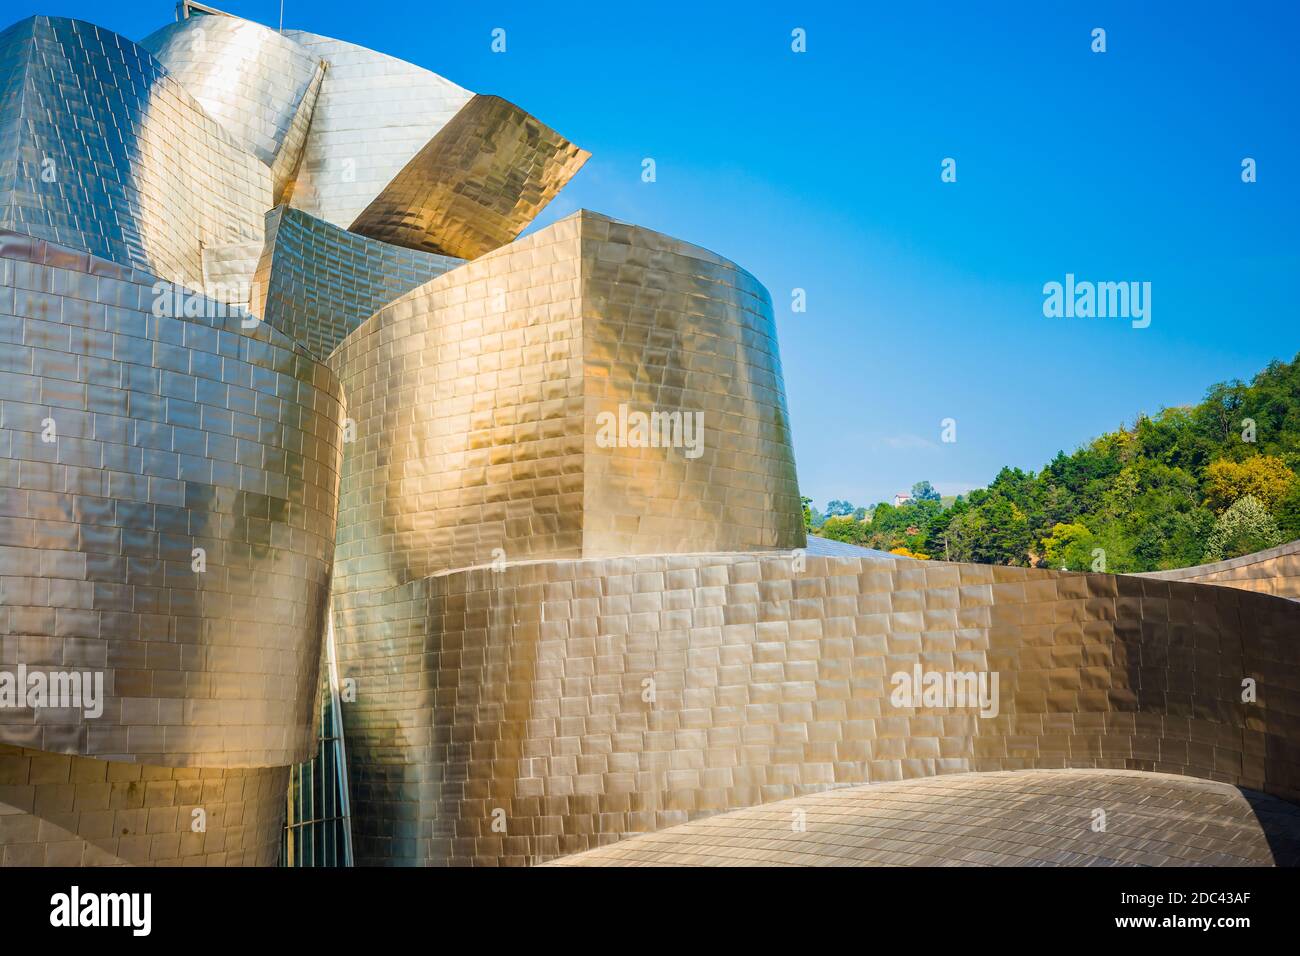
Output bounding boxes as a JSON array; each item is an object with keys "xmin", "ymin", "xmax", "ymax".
[{"xmin": 1138, "ymin": 539, "xmax": 1300, "ymax": 601}]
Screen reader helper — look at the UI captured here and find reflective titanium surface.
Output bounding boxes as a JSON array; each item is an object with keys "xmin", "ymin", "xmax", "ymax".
[
  {"xmin": 0, "ymin": 17, "xmax": 271, "ymax": 292},
  {"xmin": 0, "ymin": 743, "xmax": 286, "ymax": 866},
  {"xmin": 546, "ymin": 769, "xmax": 1300, "ymax": 867},
  {"xmin": 333, "ymin": 553, "xmax": 1300, "ymax": 865},
  {"xmin": 141, "ymin": 12, "xmax": 325, "ymax": 203},
  {"xmin": 1140, "ymin": 539, "xmax": 1300, "ymax": 601},
  {"xmin": 0, "ymin": 3, "xmax": 594, "ymax": 867},
  {"xmin": 1, "ymin": 4, "xmax": 1297, "ymax": 871},
  {"xmin": 252, "ymin": 205, "xmax": 461, "ymax": 361},
  {"xmin": 349, "ymin": 95, "xmax": 590, "ymax": 260},
  {"xmin": 329, "ymin": 210, "xmax": 804, "ymax": 601},
  {"xmin": 281, "ymin": 29, "xmax": 474, "ymax": 231},
  {"xmin": 0, "ymin": 230, "xmax": 343, "ymax": 767}
]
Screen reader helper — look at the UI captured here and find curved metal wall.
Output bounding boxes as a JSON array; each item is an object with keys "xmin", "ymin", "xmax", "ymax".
[
  {"xmin": 348, "ymin": 95, "xmax": 590, "ymax": 260},
  {"xmin": 545, "ymin": 769, "xmax": 1300, "ymax": 867},
  {"xmin": 140, "ymin": 14, "xmax": 325, "ymax": 203},
  {"xmin": 0, "ymin": 744, "xmax": 286, "ymax": 866},
  {"xmin": 328, "ymin": 214, "xmax": 587, "ymax": 595},
  {"xmin": 1140, "ymin": 540, "xmax": 1300, "ymax": 601},
  {"xmin": 280, "ymin": 29, "xmax": 474, "ymax": 231},
  {"xmin": 0, "ymin": 17, "xmax": 271, "ymax": 292},
  {"xmin": 333, "ymin": 554, "xmax": 1300, "ymax": 865},
  {"xmin": 579, "ymin": 212, "xmax": 804, "ymax": 556},
  {"xmin": 0, "ymin": 230, "xmax": 344, "ymax": 768},
  {"xmin": 251, "ymin": 205, "xmax": 460, "ymax": 361},
  {"xmin": 328, "ymin": 210, "xmax": 804, "ymax": 603}
]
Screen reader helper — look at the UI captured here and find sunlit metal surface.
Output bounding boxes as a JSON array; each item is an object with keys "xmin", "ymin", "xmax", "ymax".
[
  {"xmin": 0, "ymin": 229, "xmax": 344, "ymax": 767},
  {"xmin": 251, "ymin": 205, "xmax": 460, "ymax": 361},
  {"xmin": 272, "ymin": 66, "xmax": 327, "ymax": 206},
  {"xmin": 335, "ymin": 554, "xmax": 1300, "ymax": 865},
  {"xmin": 281, "ymin": 29, "xmax": 474, "ymax": 230},
  {"xmin": 201, "ymin": 240, "xmax": 264, "ymax": 314},
  {"xmin": 141, "ymin": 13, "xmax": 325, "ymax": 204},
  {"xmin": 349, "ymin": 95, "xmax": 590, "ymax": 260},
  {"xmin": 2, "ymin": 5, "xmax": 1296, "ymax": 871},
  {"xmin": 328, "ymin": 210, "xmax": 804, "ymax": 601},
  {"xmin": 545, "ymin": 770, "xmax": 1300, "ymax": 867},
  {"xmin": 0, "ymin": 16, "xmax": 271, "ymax": 292},
  {"xmin": 0, "ymin": 743, "xmax": 287, "ymax": 866},
  {"xmin": 806, "ymin": 534, "xmax": 902, "ymax": 559},
  {"xmin": 1139, "ymin": 540, "xmax": 1300, "ymax": 600}
]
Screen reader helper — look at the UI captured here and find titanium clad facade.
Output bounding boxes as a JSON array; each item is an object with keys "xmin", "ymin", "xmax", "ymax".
[
  {"xmin": 251, "ymin": 205, "xmax": 461, "ymax": 361},
  {"xmin": 349, "ymin": 95, "xmax": 591, "ymax": 260},
  {"xmin": 1140, "ymin": 540, "xmax": 1300, "ymax": 601},
  {"xmin": 334, "ymin": 554, "xmax": 1300, "ymax": 866},
  {"xmin": 580, "ymin": 213, "xmax": 803, "ymax": 556},
  {"xmin": 270, "ymin": 66, "xmax": 327, "ymax": 207},
  {"xmin": 328, "ymin": 215, "xmax": 587, "ymax": 595},
  {"xmin": 2, "ymin": 5, "xmax": 1297, "ymax": 870},
  {"xmin": 546, "ymin": 769, "xmax": 1300, "ymax": 867},
  {"xmin": 328, "ymin": 210, "xmax": 804, "ymax": 603},
  {"xmin": 0, "ymin": 17, "xmax": 272, "ymax": 292},
  {"xmin": 0, "ymin": 743, "xmax": 287, "ymax": 866},
  {"xmin": 280, "ymin": 29, "xmax": 474, "ymax": 230},
  {"xmin": 140, "ymin": 13, "xmax": 326, "ymax": 203},
  {"xmin": 201, "ymin": 241, "xmax": 265, "ymax": 315},
  {"xmin": 0, "ymin": 230, "xmax": 344, "ymax": 767}
]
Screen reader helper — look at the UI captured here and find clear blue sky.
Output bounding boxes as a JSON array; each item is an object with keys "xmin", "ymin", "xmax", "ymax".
[{"xmin": 26, "ymin": 1, "xmax": 1300, "ymax": 509}]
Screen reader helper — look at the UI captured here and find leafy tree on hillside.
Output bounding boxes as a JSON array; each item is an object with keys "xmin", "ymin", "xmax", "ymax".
[
  {"xmin": 1202, "ymin": 455, "xmax": 1297, "ymax": 513},
  {"xmin": 911, "ymin": 481, "xmax": 941, "ymax": 502},
  {"xmin": 1202, "ymin": 495, "xmax": 1283, "ymax": 561},
  {"xmin": 1276, "ymin": 484, "xmax": 1300, "ymax": 540},
  {"xmin": 817, "ymin": 514, "xmax": 868, "ymax": 544},
  {"xmin": 815, "ymin": 355, "xmax": 1300, "ymax": 569},
  {"xmin": 1042, "ymin": 522, "xmax": 1093, "ymax": 570}
]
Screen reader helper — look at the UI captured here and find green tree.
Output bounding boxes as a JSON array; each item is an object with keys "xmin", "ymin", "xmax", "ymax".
[
  {"xmin": 1203, "ymin": 455, "xmax": 1297, "ymax": 513},
  {"xmin": 1042, "ymin": 522, "xmax": 1094, "ymax": 570},
  {"xmin": 1202, "ymin": 495, "xmax": 1283, "ymax": 561},
  {"xmin": 911, "ymin": 480, "xmax": 941, "ymax": 502},
  {"xmin": 917, "ymin": 353, "xmax": 1300, "ymax": 571},
  {"xmin": 817, "ymin": 514, "xmax": 868, "ymax": 544},
  {"xmin": 1276, "ymin": 484, "xmax": 1300, "ymax": 540}
]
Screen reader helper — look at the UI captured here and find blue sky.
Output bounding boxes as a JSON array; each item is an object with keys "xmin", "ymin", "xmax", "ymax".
[{"xmin": 30, "ymin": 1, "xmax": 1300, "ymax": 509}]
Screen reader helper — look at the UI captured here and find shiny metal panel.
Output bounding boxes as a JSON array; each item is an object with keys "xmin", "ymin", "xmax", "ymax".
[
  {"xmin": 0, "ymin": 230, "xmax": 344, "ymax": 768},
  {"xmin": 579, "ymin": 212, "xmax": 803, "ymax": 556},
  {"xmin": 333, "ymin": 554, "xmax": 1300, "ymax": 865},
  {"xmin": 141, "ymin": 14, "xmax": 325, "ymax": 203},
  {"xmin": 270, "ymin": 65, "xmax": 327, "ymax": 205},
  {"xmin": 201, "ymin": 241, "xmax": 264, "ymax": 314},
  {"xmin": 0, "ymin": 743, "xmax": 287, "ymax": 866},
  {"xmin": 328, "ymin": 215, "xmax": 587, "ymax": 594},
  {"xmin": 281, "ymin": 29, "xmax": 474, "ymax": 230},
  {"xmin": 349, "ymin": 95, "xmax": 590, "ymax": 260},
  {"xmin": 251, "ymin": 205, "xmax": 461, "ymax": 360},
  {"xmin": 0, "ymin": 16, "xmax": 272, "ymax": 291},
  {"xmin": 546, "ymin": 769, "xmax": 1300, "ymax": 867},
  {"xmin": 1140, "ymin": 540, "xmax": 1300, "ymax": 600},
  {"xmin": 328, "ymin": 210, "xmax": 804, "ymax": 602}
]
